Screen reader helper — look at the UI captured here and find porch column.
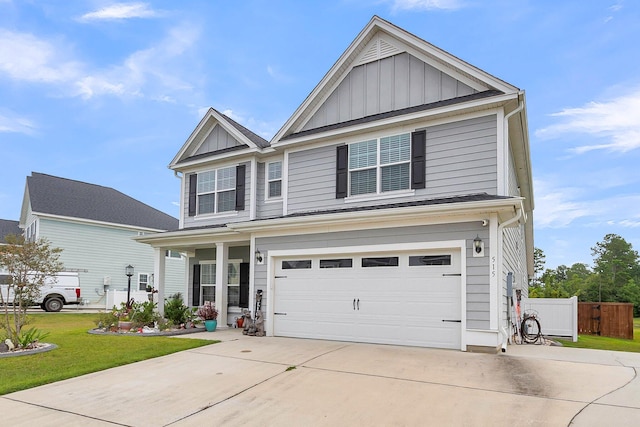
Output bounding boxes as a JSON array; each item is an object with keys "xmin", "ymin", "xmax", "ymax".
[
  {"xmin": 154, "ymin": 247, "xmax": 166, "ymax": 316},
  {"xmin": 215, "ymin": 242, "xmax": 228, "ymax": 326}
]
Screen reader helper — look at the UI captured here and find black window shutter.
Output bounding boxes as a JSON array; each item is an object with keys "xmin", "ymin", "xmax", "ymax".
[
  {"xmin": 336, "ymin": 145, "xmax": 348, "ymax": 198},
  {"xmin": 188, "ymin": 174, "xmax": 197, "ymax": 216},
  {"xmin": 239, "ymin": 263, "xmax": 250, "ymax": 308},
  {"xmin": 235, "ymin": 164, "xmax": 246, "ymax": 211},
  {"xmin": 192, "ymin": 264, "xmax": 201, "ymax": 306},
  {"xmin": 411, "ymin": 130, "xmax": 426, "ymax": 189}
]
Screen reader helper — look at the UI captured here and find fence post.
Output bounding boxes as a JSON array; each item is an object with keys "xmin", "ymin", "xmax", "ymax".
[{"xmin": 570, "ymin": 296, "xmax": 578, "ymax": 342}]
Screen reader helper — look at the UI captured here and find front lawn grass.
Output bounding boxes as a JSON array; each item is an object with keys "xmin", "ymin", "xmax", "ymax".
[
  {"xmin": 0, "ymin": 313, "xmax": 214, "ymax": 395},
  {"xmin": 556, "ymin": 318, "xmax": 640, "ymax": 353}
]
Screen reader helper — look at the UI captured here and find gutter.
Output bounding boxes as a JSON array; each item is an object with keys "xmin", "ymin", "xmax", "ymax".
[{"xmin": 497, "ymin": 202, "xmax": 524, "ymax": 352}]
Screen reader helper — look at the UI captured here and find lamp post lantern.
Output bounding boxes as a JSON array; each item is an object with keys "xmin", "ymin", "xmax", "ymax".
[{"xmin": 125, "ymin": 265, "xmax": 134, "ymax": 304}]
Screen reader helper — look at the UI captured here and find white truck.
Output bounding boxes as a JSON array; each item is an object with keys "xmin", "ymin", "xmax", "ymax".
[{"xmin": 0, "ymin": 271, "xmax": 81, "ymax": 312}]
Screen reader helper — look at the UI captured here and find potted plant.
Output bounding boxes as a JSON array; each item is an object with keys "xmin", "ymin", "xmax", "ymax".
[{"xmin": 197, "ymin": 301, "xmax": 218, "ymax": 331}]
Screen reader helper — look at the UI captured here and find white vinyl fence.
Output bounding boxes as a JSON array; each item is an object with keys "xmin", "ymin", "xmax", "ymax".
[
  {"xmin": 521, "ymin": 296, "xmax": 578, "ymax": 342},
  {"xmin": 105, "ymin": 290, "xmax": 150, "ymax": 310}
]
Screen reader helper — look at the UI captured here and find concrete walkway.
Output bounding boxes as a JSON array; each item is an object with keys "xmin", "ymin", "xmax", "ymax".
[{"xmin": 1, "ymin": 329, "xmax": 639, "ymax": 426}]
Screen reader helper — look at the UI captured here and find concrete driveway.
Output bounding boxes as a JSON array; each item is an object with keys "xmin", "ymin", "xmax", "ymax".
[{"xmin": 1, "ymin": 329, "xmax": 639, "ymax": 426}]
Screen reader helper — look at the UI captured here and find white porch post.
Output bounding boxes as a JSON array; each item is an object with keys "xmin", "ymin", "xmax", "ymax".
[
  {"xmin": 215, "ymin": 242, "xmax": 228, "ymax": 326},
  {"xmin": 154, "ymin": 248, "xmax": 166, "ymax": 316}
]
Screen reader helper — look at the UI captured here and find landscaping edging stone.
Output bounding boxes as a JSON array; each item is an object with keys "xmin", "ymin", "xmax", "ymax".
[
  {"xmin": 88, "ymin": 327, "xmax": 206, "ymax": 337},
  {"xmin": 0, "ymin": 343, "xmax": 58, "ymax": 358}
]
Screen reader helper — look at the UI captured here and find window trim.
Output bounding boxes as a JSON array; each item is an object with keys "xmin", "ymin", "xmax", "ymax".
[
  {"xmin": 138, "ymin": 273, "xmax": 150, "ymax": 291},
  {"xmin": 200, "ymin": 261, "xmax": 216, "ymax": 303},
  {"xmin": 196, "ymin": 166, "xmax": 237, "ymax": 216},
  {"xmin": 347, "ymin": 133, "xmax": 411, "ymax": 198},
  {"xmin": 266, "ymin": 160, "xmax": 283, "ymax": 200}
]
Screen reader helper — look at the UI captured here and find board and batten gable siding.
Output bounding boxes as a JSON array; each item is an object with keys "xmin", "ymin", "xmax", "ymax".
[
  {"xmin": 255, "ymin": 222, "xmax": 491, "ymax": 330},
  {"xmin": 37, "ymin": 218, "xmax": 186, "ymax": 304},
  {"xmin": 181, "ymin": 161, "xmax": 252, "ymax": 229},
  {"xmin": 193, "ymin": 124, "xmax": 242, "ymax": 156},
  {"xmin": 302, "ymin": 52, "xmax": 476, "ymax": 131},
  {"xmin": 286, "ymin": 114, "xmax": 498, "ymax": 215}
]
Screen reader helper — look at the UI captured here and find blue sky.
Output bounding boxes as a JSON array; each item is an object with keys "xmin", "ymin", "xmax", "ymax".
[{"xmin": 1, "ymin": 0, "xmax": 639, "ymax": 271}]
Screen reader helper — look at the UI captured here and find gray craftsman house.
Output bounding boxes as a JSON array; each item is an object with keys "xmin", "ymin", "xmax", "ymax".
[
  {"xmin": 20, "ymin": 172, "xmax": 186, "ymax": 308},
  {"xmin": 137, "ymin": 16, "xmax": 534, "ymax": 352}
]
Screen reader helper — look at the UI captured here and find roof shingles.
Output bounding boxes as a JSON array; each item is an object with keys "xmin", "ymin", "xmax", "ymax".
[{"xmin": 27, "ymin": 173, "xmax": 178, "ymax": 231}]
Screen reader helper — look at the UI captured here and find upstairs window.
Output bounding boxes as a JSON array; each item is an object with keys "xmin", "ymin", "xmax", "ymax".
[
  {"xmin": 348, "ymin": 133, "xmax": 410, "ymax": 196},
  {"xmin": 267, "ymin": 161, "xmax": 282, "ymax": 199},
  {"xmin": 197, "ymin": 166, "xmax": 236, "ymax": 214}
]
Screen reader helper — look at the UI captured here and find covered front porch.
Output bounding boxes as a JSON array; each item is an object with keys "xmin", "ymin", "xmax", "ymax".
[{"xmin": 135, "ymin": 228, "xmax": 255, "ymax": 328}]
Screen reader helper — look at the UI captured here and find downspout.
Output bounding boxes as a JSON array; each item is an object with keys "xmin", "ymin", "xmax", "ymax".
[
  {"xmin": 497, "ymin": 95, "xmax": 525, "ymax": 352},
  {"xmin": 498, "ymin": 204, "xmax": 523, "ymax": 352}
]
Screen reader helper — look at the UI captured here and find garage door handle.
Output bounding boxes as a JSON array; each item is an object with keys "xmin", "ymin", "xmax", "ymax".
[
  {"xmin": 274, "ymin": 312, "xmax": 287, "ymax": 316},
  {"xmin": 357, "ymin": 299, "xmax": 360, "ymax": 310},
  {"xmin": 442, "ymin": 273, "xmax": 461, "ymax": 276},
  {"xmin": 442, "ymin": 319, "xmax": 461, "ymax": 323},
  {"xmin": 353, "ymin": 299, "xmax": 356, "ymax": 310}
]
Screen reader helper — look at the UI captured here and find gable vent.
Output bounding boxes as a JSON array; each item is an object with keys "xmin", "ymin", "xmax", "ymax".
[{"xmin": 358, "ymin": 36, "xmax": 402, "ymax": 65}]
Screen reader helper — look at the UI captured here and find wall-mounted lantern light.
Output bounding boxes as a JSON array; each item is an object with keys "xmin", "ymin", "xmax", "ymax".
[
  {"xmin": 255, "ymin": 249, "xmax": 263, "ymax": 264},
  {"xmin": 473, "ymin": 235, "xmax": 482, "ymax": 254}
]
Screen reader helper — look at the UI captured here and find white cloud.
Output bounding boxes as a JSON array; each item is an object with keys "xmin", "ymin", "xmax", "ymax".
[
  {"xmin": 534, "ymin": 180, "xmax": 590, "ymax": 228},
  {"xmin": 75, "ymin": 23, "xmax": 200, "ymax": 99},
  {"xmin": 535, "ymin": 178, "xmax": 640, "ymax": 229},
  {"xmin": 390, "ymin": 0, "xmax": 463, "ymax": 11},
  {"xmin": 0, "ymin": 110, "xmax": 36, "ymax": 135},
  {"xmin": 0, "ymin": 29, "xmax": 82, "ymax": 83},
  {"xmin": 535, "ymin": 88, "xmax": 640, "ymax": 153},
  {"xmin": 78, "ymin": 2, "xmax": 160, "ymax": 22},
  {"xmin": 0, "ymin": 24, "xmax": 200, "ymax": 102}
]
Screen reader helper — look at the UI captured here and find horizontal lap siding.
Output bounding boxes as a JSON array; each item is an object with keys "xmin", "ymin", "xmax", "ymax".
[
  {"xmin": 256, "ymin": 222, "xmax": 491, "ymax": 330},
  {"xmin": 287, "ymin": 115, "xmax": 498, "ymax": 215},
  {"xmin": 39, "ymin": 219, "xmax": 186, "ymax": 304},
  {"xmin": 288, "ymin": 146, "xmax": 344, "ymax": 213},
  {"xmin": 182, "ymin": 161, "xmax": 252, "ymax": 228},
  {"xmin": 423, "ymin": 115, "xmax": 497, "ymax": 198},
  {"xmin": 256, "ymin": 162, "xmax": 283, "ymax": 219}
]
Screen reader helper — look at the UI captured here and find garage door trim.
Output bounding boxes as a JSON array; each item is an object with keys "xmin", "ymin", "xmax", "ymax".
[{"xmin": 266, "ymin": 240, "xmax": 467, "ymax": 350}]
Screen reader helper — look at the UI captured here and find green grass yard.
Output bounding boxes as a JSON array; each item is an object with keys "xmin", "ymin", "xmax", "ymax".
[
  {"xmin": 0, "ymin": 313, "xmax": 214, "ymax": 395},
  {"xmin": 556, "ymin": 318, "xmax": 640, "ymax": 353}
]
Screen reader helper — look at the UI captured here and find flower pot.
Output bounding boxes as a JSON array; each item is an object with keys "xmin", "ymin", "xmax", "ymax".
[
  {"xmin": 118, "ymin": 321, "xmax": 133, "ymax": 332},
  {"xmin": 204, "ymin": 320, "xmax": 217, "ymax": 332},
  {"xmin": 236, "ymin": 317, "xmax": 244, "ymax": 328}
]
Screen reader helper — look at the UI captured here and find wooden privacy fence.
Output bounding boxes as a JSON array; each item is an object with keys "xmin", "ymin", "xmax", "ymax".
[{"xmin": 578, "ymin": 302, "xmax": 634, "ymax": 340}]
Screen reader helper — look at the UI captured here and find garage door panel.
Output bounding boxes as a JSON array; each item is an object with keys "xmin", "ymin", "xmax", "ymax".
[{"xmin": 273, "ymin": 249, "xmax": 462, "ymax": 349}]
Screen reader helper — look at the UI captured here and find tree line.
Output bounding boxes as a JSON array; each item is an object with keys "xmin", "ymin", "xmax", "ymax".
[{"xmin": 530, "ymin": 233, "xmax": 640, "ymax": 316}]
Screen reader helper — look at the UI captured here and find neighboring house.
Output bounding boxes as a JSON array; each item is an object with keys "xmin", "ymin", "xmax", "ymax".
[
  {"xmin": 137, "ymin": 16, "xmax": 534, "ymax": 352},
  {"xmin": 0, "ymin": 219, "xmax": 21, "ymax": 276},
  {"xmin": 0, "ymin": 219, "xmax": 21, "ymax": 244},
  {"xmin": 19, "ymin": 172, "xmax": 186, "ymax": 308}
]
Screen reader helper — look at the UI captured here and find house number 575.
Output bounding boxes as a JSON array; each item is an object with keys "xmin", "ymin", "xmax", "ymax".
[{"xmin": 491, "ymin": 256, "xmax": 496, "ymax": 277}]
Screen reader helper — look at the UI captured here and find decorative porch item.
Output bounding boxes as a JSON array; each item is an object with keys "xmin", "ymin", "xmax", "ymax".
[{"xmin": 197, "ymin": 301, "xmax": 218, "ymax": 332}]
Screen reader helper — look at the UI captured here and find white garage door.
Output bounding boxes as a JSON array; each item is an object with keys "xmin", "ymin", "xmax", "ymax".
[{"xmin": 273, "ymin": 248, "xmax": 462, "ymax": 349}]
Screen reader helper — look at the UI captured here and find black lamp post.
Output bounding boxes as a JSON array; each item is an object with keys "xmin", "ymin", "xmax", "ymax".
[{"xmin": 125, "ymin": 264, "xmax": 134, "ymax": 304}]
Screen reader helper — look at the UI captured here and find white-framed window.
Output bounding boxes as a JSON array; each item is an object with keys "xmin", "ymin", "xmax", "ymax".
[
  {"xmin": 138, "ymin": 273, "xmax": 150, "ymax": 291},
  {"xmin": 197, "ymin": 166, "xmax": 236, "ymax": 215},
  {"xmin": 200, "ymin": 262, "xmax": 216, "ymax": 303},
  {"xmin": 227, "ymin": 259, "xmax": 241, "ymax": 307},
  {"xmin": 165, "ymin": 250, "xmax": 182, "ymax": 259},
  {"xmin": 266, "ymin": 161, "xmax": 282, "ymax": 199},
  {"xmin": 349, "ymin": 133, "xmax": 410, "ymax": 196}
]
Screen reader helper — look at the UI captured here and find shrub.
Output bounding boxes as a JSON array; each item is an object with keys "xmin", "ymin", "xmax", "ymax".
[{"xmin": 164, "ymin": 293, "xmax": 191, "ymax": 325}]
